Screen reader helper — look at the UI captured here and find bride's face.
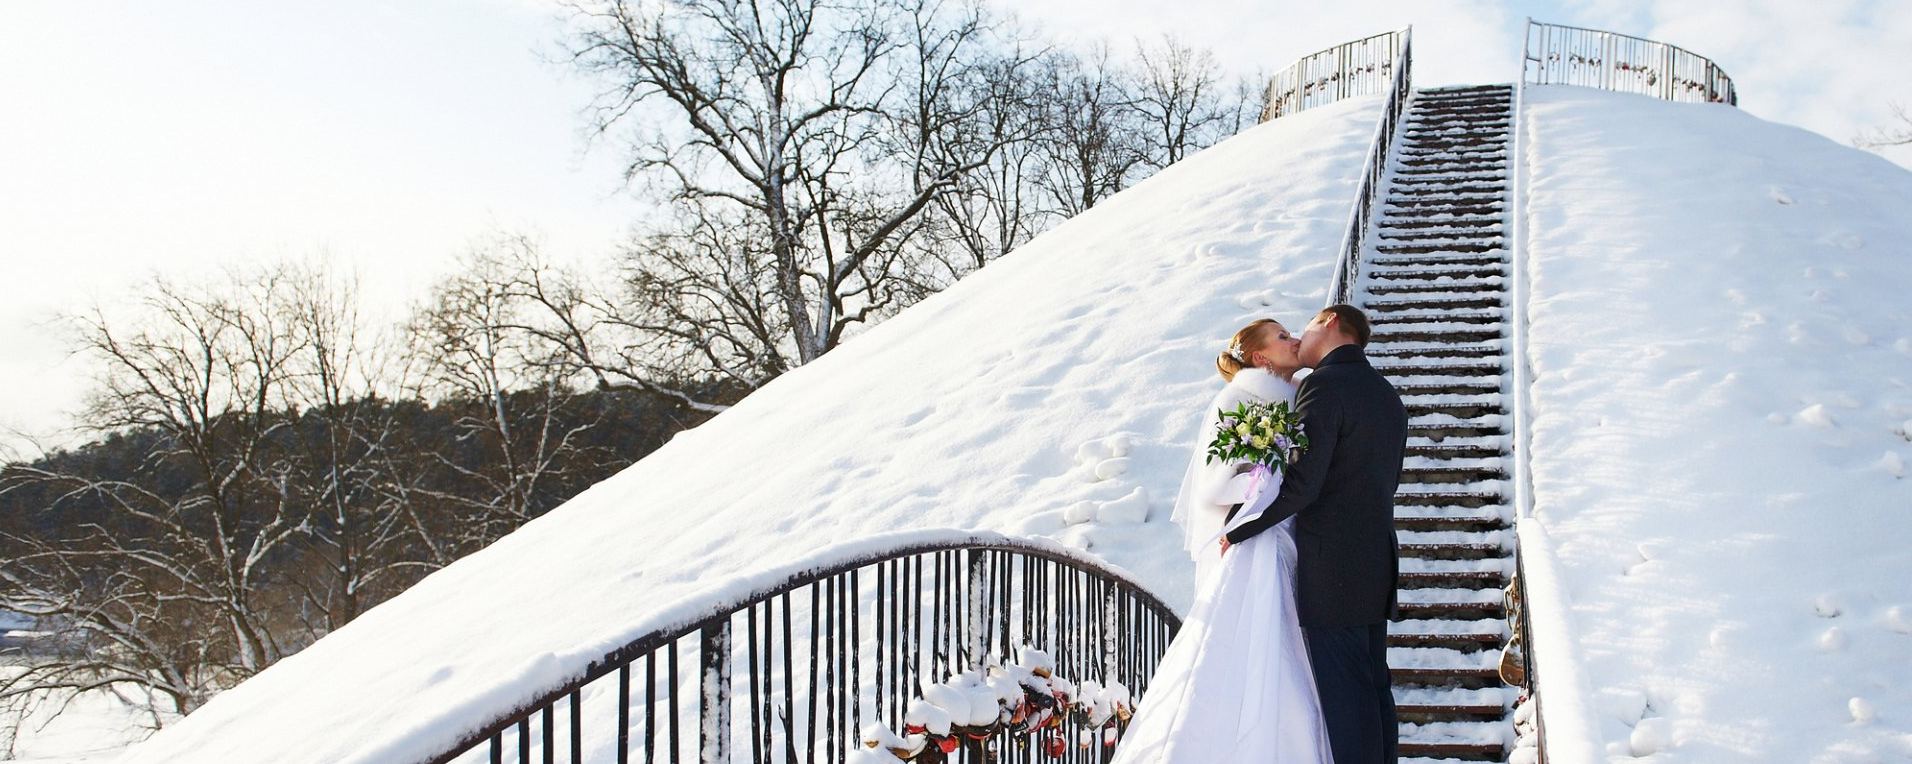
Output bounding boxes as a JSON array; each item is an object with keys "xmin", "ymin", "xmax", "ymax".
[{"xmin": 1254, "ymin": 323, "xmax": 1303, "ymax": 370}]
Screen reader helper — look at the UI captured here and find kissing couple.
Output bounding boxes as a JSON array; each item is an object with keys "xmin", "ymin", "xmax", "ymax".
[{"xmin": 1113, "ymin": 304, "xmax": 1409, "ymax": 764}]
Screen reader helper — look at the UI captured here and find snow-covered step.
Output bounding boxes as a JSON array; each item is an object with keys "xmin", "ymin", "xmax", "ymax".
[
  {"xmin": 1371, "ymin": 317, "xmax": 1511, "ymax": 332},
  {"xmin": 1368, "ymin": 243, "xmax": 1504, "ymax": 259},
  {"xmin": 1369, "ymin": 232, "xmax": 1506, "ymax": 248},
  {"xmin": 1402, "ymin": 401, "xmax": 1507, "ymax": 422},
  {"xmin": 1405, "ymin": 434, "xmax": 1508, "ymax": 450},
  {"xmin": 1398, "ymin": 477, "xmax": 1510, "ymax": 496},
  {"xmin": 1394, "ymin": 685, "xmax": 1512, "ymax": 720},
  {"xmin": 1396, "ymin": 588, "xmax": 1505, "ymax": 620},
  {"xmin": 1378, "ymin": 356, "xmax": 1505, "ymax": 373},
  {"xmin": 1402, "ymin": 117, "xmax": 1511, "ymax": 132},
  {"xmin": 1404, "ymin": 442, "xmax": 1505, "ymax": 460},
  {"xmin": 1388, "ymin": 646, "xmax": 1501, "ymax": 676},
  {"xmin": 1397, "ymin": 390, "xmax": 1505, "ymax": 406},
  {"xmin": 1398, "ymin": 720, "xmax": 1512, "ymax": 760},
  {"xmin": 1399, "ymin": 467, "xmax": 1506, "ymax": 489},
  {"xmin": 1375, "ymin": 331, "xmax": 1504, "ymax": 349},
  {"xmin": 1398, "ymin": 145, "xmax": 1505, "ymax": 159},
  {"xmin": 1394, "ymin": 489, "xmax": 1507, "ymax": 510},
  {"xmin": 1370, "ymin": 343, "xmax": 1505, "ymax": 360},
  {"xmin": 1398, "ymin": 557, "xmax": 1513, "ymax": 589},
  {"xmin": 1383, "ymin": 197, "xmax": 1504, "ymax": 212},
  {"xmin": 1367, "ymin": 280, "xmax": 1507, "ymax": 296},
  {"xmin": 1387, "ymin": 185, "xmax": 1506, "ymax": 200},
  {"xmin": 1372, "ymin": 242, "xmax": 1505, "ymax": 257},
  {"xmin": 1377, "ymin": 215, "xmax": 1504, "ymax": 229},
  {"xmin": 1369, "ymin": 307, "xmax": 1505, "ymax": 323},
  {"xmin": 1395, "ymin": 505, "xmax": 1513, "ymax": 525},
  {"xmin": 1399, "ymin": 136, "xmax": 1508, "ymax": 152}
]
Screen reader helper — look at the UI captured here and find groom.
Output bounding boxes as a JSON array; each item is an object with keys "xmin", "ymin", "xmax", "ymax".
[{"xmin": 1222, "ymin": 304, "xmax": 1407, "ymax": 764}]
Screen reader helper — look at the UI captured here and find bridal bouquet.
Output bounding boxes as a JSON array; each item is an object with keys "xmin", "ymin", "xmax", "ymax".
[{"xmin": 1204, "ymin": 399, "xmax": 1309, "ymax": 473}]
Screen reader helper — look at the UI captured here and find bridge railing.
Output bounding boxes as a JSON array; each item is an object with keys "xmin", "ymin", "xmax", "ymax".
[
  {"xmin": 1327, "ymin": 27, "xmax": 1414, "ymax": 306},
  {"xmin": 1521, "ymin": 20, "xmax": 1737, "ymax": 106},
  {"xmin": 421, "ymin": 531, "xmax": 1180, "ymax": 764},
  {"xmin": 1261, "ymin": 28, "xmax": 1410, "ymax": 122}
]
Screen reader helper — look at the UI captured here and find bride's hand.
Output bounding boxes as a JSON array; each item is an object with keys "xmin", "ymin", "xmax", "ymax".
[{"xmin": 1218, "ymin": 537, "xmax": 1231, "ymax": 556}]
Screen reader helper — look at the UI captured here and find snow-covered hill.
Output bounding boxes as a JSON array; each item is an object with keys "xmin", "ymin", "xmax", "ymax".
[
  {"xmin": 111, "ymin": 83, "xmax": 1912, "ymax": 764},
  {"xmin": 115, "ymin": 95, "xmax": 1383, "ymax": 764},
  {"xmin": 1519, "ymin": 86, "xmax": 1912, "ymax": 762}
]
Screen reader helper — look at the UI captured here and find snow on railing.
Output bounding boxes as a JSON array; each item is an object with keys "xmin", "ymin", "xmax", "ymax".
[
  {"xmin": 1521, "ymin": 19, "xmax": 1737, "ymax": 106},
  {"xmin": 1508, "ymin": 65, "xmax": 1608, "ymax": 764},
  {"xmin": 1327, "ymin": 27, "xmax": 1413, "ymax": 306},
  {"xmin": 418, "ymin": 530, "xmax": 1179, "ymax": 764},
  {"xmin": 1260, "ymin": 28, "xmax": 1410, "ymax": 122}
]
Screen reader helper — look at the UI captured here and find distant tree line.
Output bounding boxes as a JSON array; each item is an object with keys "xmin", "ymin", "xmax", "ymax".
[{"xmin": 1, "ymin": 0, "xmax": 1265, "ymax": 739}]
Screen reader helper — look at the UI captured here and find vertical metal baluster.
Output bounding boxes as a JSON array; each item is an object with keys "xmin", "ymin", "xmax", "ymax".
[
  {"xmin": 753, "ymin": 603, "xmax": 768, "ymax": 756},
  {"xmin": 669, "ymin": 640, "xmax": 681, "ymax": 764},
  {"xmin": 700, "ymin": 620, "xmax": 732, "ymax": 764},
  {"xmin": 850, "ymin": 568, "xmax": 862, "ymax": 748},
  {"xmin": 492, "ymin": 733, "xmax": 503, "ymax": 764},
  {"xmin": 748, "ymin": 604, "xmax": 763, "ymax": 764},
  {"xmin": 781, "ymin": 594, "xmax": 795, "ymax": 764},
  {"xmin": 931, "ymin": 552, "xmax": 945, "ymax": 678},
  {"xmin": 518, "ymin": 718, "xmax": 530, "ymax": 764},
  {"xmin": 619, "ymin": 665, "xmax": 632, "ymax": 764},
  {"xmin": 807, "ymin": 584, "xmax": 822, "ymax": 762},
  {"xmin": 646, "ymin": 653, "xmax": 658, "ymax": 764},
  {"xmin": 571, "ymin": 690, "xmax": 583, "ymax": 764},
  {"xmin": 875, "ymin": 562, "xmax": 886, "ymax": 730},
  {"xmin": 542, "ymin": 706, "xmax": 553, "ymax": 764}
]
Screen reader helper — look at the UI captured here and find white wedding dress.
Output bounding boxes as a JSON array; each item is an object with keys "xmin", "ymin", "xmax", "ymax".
[{"xmin": 1112, "ymin": 368, "xmax": 1333, "ymax": 764}]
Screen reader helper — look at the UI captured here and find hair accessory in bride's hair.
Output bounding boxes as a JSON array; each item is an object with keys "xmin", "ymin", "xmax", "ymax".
[{"xmin": 1226, "ymin": 338, "xmax": 1245, "ymax": 363}]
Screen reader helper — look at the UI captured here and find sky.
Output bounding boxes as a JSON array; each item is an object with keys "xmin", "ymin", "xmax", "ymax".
[{"xmin": 3, "ymin": 0, "xmax": 1910, "ymax": 459}]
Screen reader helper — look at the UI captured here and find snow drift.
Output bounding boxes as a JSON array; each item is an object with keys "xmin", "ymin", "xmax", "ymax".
[{"xmin": 1519, "ymin": 86, "xmax": 1912, "ymax": 762}]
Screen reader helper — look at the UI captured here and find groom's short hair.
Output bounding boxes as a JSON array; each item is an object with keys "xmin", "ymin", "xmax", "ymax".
[{"xmin": 1315, "ymin": 304, "xmax": 1372, "ymax": 347}]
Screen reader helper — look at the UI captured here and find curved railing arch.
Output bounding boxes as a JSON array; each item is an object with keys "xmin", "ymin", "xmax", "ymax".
[
  {"xmin": 423, "ymin": 530, "xmax": 1180, "ymax": 764},
  {"xmin": 1521, "ymin": 20, "xmax": 1738, "ymax": 105},
  {"xmin": 1261, "ymin": 27, "xmax": 1411, "ymax": 122}
]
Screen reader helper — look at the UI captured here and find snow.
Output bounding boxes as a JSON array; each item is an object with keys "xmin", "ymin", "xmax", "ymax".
[
  {"xmin": 1519, "ymin": 86, "xmax": 1912, "ymax": 763},
  {"xmin": 92, "ymin": 80, "xmax": 1912, "ymax": 764},
  {"xmin": 115, "ymin": 96, "xmax": 1383, "ymax": 764}
]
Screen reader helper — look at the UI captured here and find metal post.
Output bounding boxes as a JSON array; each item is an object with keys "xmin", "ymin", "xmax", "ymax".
[{"xmin": 701, "ymin": 621, "xmax": 731, "ymax": 764}]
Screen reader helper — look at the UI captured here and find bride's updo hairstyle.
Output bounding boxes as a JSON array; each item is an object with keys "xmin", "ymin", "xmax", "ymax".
[{"xmin": 1216, "ymin": 319, "xmax": 1283, "ymax": 383}]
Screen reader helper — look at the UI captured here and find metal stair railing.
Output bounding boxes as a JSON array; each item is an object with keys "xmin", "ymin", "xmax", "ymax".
[
  {"xmin": 1327, "ymin": 27, "xmax": 1414, "ymax": 307},
  {"xmin": 1261, "ymin": 28, "xmax": 1411, "ymax": 122},
  {"xmin": 419, "ymin": 531, "xmax": 1180, "ymax": 764},
  {"xmin": 1521, "ymin": 19, "xmax": 1737, "ymax": 106}
]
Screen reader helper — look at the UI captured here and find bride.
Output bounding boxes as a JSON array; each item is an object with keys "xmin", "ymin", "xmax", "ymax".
[{"xmin": 1111, "ymin": 318, "xmax": 1333, "ymax": 764}]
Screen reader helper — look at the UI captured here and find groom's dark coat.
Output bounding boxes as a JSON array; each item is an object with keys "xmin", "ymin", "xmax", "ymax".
[{"xmin": 1225, "ymin": 343, "xmax": 1407, "ymax": 627}]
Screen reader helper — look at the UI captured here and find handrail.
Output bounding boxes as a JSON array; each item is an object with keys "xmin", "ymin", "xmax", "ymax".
[
  {"xmin": 1521, "ymin": 19, "xmax": 1737, "ymax": 106},
  {"xmin": 420, "ymin": 530, "xmax": 1181, "ymax": 764},
  {"xmin": 1509, "ymin": 46, "xmax": 1609, "ymax": 764},
  {"xmin": 1326, "ymin": 27, "xmax": 1413, "ymax": 306},
  {"xmin": 1261, "ymin": 28, "xmax": 1410, "ymax": 122}
]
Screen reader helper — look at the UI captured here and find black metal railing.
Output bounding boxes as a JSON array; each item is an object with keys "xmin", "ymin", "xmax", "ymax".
[
  {"xmin": 421, "ymin": 533, "xmax": 1180, "ymax": 764},
  {"xmin": 1261, "ymin": 28, "xmax": 1410, "ymax": 122},
  {"xmin": 1521, "ymin": 20, "xmax": 1737, "ymax": 106},
  {"xmin": 1326, "ymin": 28, "xmax": 1414, "ymax": 306}
]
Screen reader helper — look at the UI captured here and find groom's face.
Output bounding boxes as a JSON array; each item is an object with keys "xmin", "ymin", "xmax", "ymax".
[{"xmin": 1297, "ymin": 314, "xmax": 1334, "ymax": 367}]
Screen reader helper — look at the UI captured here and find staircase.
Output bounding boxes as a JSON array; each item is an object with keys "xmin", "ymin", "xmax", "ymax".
[{"xmin": 1361, "ymin": 83, "xmax": 1520, "ymax": 761}]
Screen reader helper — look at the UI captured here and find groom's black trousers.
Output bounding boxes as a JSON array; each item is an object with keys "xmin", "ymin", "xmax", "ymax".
[{"xmin": 1305, "ymin": 622, "xmax": 1398, "ymax": 764}]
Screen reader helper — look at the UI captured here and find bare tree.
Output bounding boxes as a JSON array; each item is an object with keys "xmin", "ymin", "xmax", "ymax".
[
  {"xmin": 1857, "ymin": 101, "xmax": 1912, "ymax": 148},
  {"xmin": 1, "ymin": 267, "xmax": 313, "ymax": 716},
  {"xmin": 407, "ymin": 247, "xmax": 615, "ymax": 543},
  {"xmin": 1033, "ymin": 44, "xmax": 1147, "ymax": 216},
  {"xmin": 276, "ymin": 267, "xmax": 437, "ymax": 632},
  {"xmin": 1131, "ymin": 34, "xmax": 1231, "ymax": 170},
  {"xmin": 561, "ymin": 0, "xmax": 1039, "ymax": 390}
]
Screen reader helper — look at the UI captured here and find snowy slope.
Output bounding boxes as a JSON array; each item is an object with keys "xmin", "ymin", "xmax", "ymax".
[
  {"xmin": 1519, "ymin": 87, "xmax": 1912, "ymax": 762},
  {"xmin": 116, "ymin": 97, "xmax": 1382, "ymax": 764}
]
